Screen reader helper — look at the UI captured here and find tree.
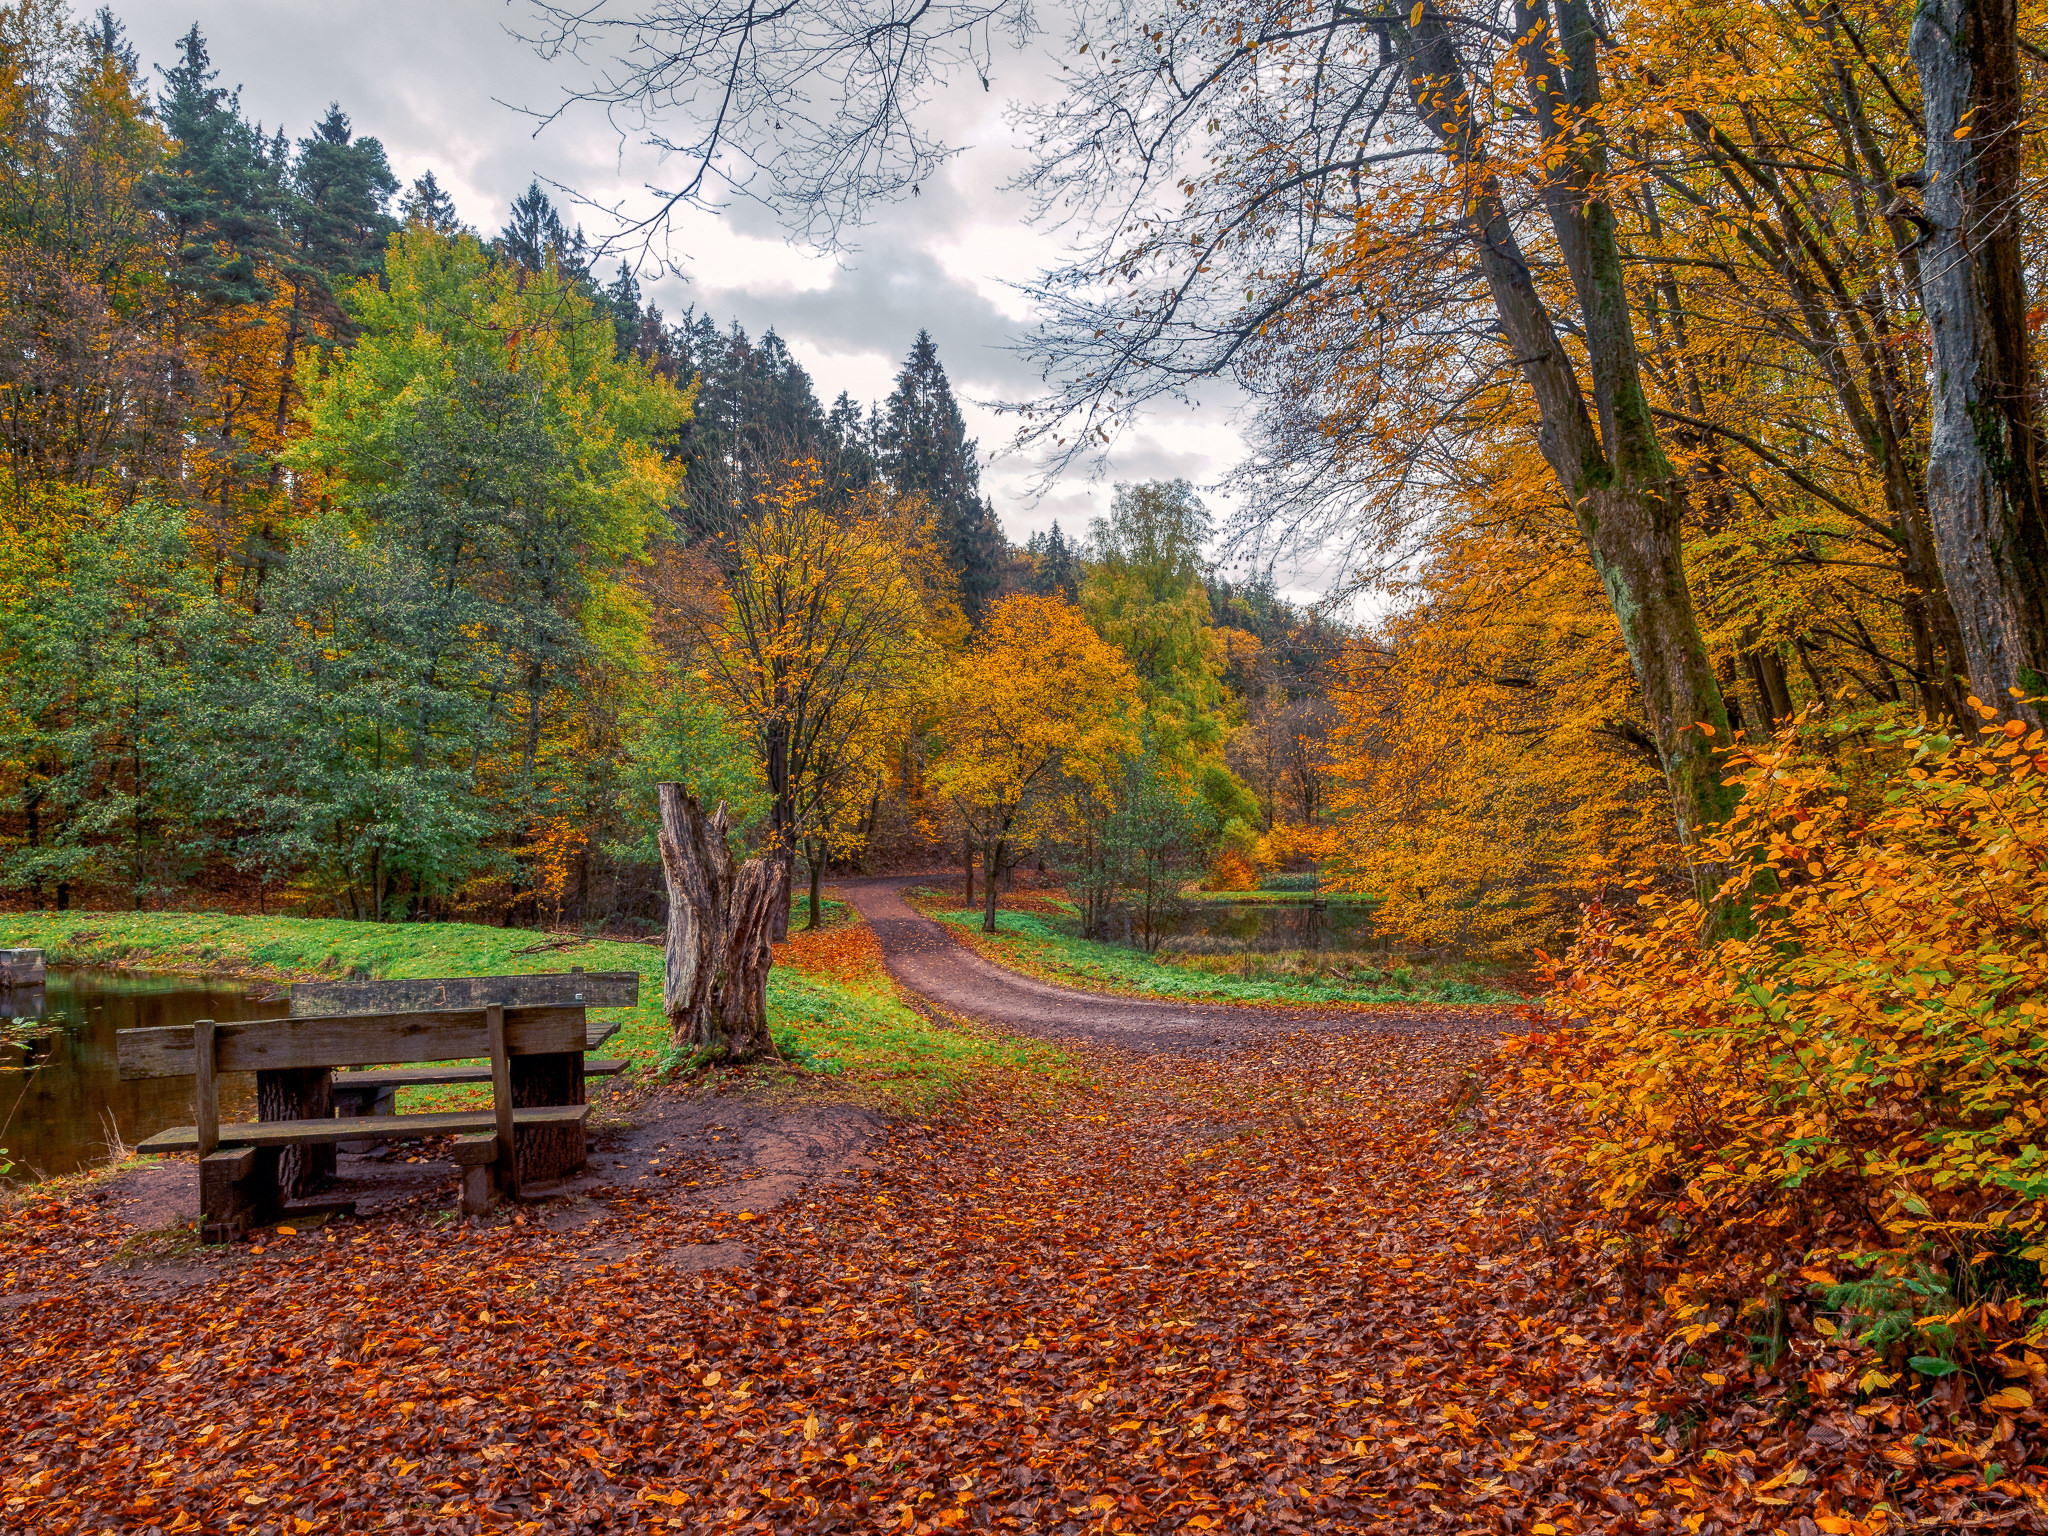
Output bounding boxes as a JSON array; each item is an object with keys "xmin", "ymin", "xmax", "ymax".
[
  {"xmin": 149, "ymin": 24, "xmax": 285, "ymax": 308},
  {"xmin": 681, "ymin": 461, "xmax": 954, "ymax": 936},
  {"xmin": 514, "ymin": 0, "xmax": 1035, "ymax": 249},
  {"xmin": 670, "ymin": 315, "xmax": 833, "ymax": 536},
  {"xmin": 499, "ymin": 180, "xmax": 587, "ymax": 276},
  {"xmin": 1907, "ymin": 0, "xmax": 2048, "ymax": 717},
  {"xmin": 399, "ymin": 171, "xmax": 463, "ymax": 235},
  {"xmin": 1063, "ymin": 740, "xmax": 1214, "ymax": 951},
  {"xmin": 1014, "ymin": 1, "xmax": 1738, "ymax": 861},
  {"xmin": 1025, "ymin": 522, "xmax": 1081, "ymax": 602},
  {"xmin": 656, "ymin": 784, "xmax": 780, "ymax": 1062},
  {"xmin": 926, "ymin": 594, "xmax": 1139, "ymax": 933},
  {"xmin": 1082, "ymin": 481, "xmax": 1230, "ymax": 764},
  {"xmin": 880, "ymin": 331, "xmax": 1004, "ymax": 622}
]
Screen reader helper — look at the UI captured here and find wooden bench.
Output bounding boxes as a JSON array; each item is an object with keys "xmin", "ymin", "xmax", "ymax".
[
  {"xmin": 273, "ymin": 969, "xmax": 637, "ymax": 1190},
  {"xmin": 122, "ymin": 968, "xmax": 639, "ymax": 1241}
]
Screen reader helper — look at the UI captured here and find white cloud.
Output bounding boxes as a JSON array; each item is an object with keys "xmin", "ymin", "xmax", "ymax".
[{"xmin": 107, "ymin": 1, "xmax": 1366, "ymax": 590}]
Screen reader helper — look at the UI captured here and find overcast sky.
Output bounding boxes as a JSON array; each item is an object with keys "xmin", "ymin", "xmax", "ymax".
[{"xmin": 105, "ymin": 0, "xmax": 1283, "ymax": 570}]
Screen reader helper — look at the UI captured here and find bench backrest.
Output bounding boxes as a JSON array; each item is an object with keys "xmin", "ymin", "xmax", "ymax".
[
  {"xmin": 287, "ymin": 967, "xmax": 637, "ymax": 1016},
  {"xmin": 116, "ymin": 1004, "xmax": 587, "ymax": 1081}
]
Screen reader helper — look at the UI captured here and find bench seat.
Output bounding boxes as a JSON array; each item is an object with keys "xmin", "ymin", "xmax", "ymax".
[
  {"xmin": 586, "ymin": 1019, "xmax": 621, "ymax": 1051},
  {"xmin": 136, "ymin": 1102, "xmax": 591, "ymax": 1154}
]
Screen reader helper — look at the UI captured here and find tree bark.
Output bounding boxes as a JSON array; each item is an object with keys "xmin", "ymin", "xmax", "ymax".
[
  {"xmin": 982, "ymin": 838, "xmax": 1003, "ymax": 933},
  {"xmin": 656, "ymin": 784, "xmax": 782, "ymax": 1062},
  {"xmin": 1909, "ymin": 0, "xmax": 2048, "ymax": 718},
  {"xmin": 963, "ymin": 838, "xmax": 975, "ymax": 908}
]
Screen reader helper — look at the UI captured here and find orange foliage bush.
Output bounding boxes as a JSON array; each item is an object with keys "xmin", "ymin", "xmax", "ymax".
[
  {"xmin": 1527, "ymin": 702, "xmax": 2048, "ymax": 1337},
  {"xmin": 1204, "ymin": 849, "xmax": 1257, "ymax": 891}
]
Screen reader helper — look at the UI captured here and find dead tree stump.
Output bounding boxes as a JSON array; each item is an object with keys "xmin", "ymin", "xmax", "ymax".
[{"xmin": 657, "ymin": 785, "xmax": 782, "ymax": 1061}]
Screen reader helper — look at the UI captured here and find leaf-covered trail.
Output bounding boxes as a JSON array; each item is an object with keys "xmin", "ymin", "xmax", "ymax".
[{"xmin": 2, "ymin": 1010, "xmax": 2037, "ymax": 1531}]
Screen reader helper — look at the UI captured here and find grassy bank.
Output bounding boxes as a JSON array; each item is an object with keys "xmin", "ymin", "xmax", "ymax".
[
  {"xmin": 911, "ymin": 892, "xmax": 1520, "ymax": 1008},
  {"xmin": 0, "ymin": 906, "xmax": 1056, "ymax": 1111}
]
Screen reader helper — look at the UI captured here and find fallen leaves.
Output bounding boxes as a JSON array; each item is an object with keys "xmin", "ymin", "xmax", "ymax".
[{"xmin": 0, "ymin": 1020, "xmax": 2041, "ymax": 1532}]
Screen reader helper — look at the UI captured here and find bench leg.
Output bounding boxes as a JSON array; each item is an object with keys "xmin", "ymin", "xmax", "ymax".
[
  {"xmin": 460, "ymin": 1163, "xmax": 492, "ymax": 1216},
  {"xmin": 257, "ymin": 1067, "xmax": 336, "ymax": 1197},
  {"xmin": 511, "ymin": 1051, "xmax": 587, "ymax": 1185},
  {"xmin": 453, "ymin": 1134, "xmax": 498, "ymax": 1216},
  {"xmin": 199, "ymin": 1147, "xmax": 263, "ymax": 1244}
]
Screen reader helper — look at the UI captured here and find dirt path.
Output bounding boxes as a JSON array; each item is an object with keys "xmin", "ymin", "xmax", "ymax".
[{"xmin": 836, "ymin": 875, "xmax": 1498, "ymax": 1051}]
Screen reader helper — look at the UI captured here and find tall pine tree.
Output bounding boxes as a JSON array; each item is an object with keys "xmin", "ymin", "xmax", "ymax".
[{"xmin": 879, "ymin": 331, "xmax": 1002, "ymax": 621}]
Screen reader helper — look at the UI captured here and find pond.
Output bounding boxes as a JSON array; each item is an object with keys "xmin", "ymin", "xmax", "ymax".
[
  {"xmin": 0, "ymin": 968, "xmax": 277, "ymax": 1180},
  {"xmin": 1155, "ymin": 898, "xmax": 1380, "ymax": 954}
]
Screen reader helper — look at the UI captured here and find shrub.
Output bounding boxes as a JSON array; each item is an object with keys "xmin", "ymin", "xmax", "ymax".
[
  {"xmin": 1205, "ymin": 849, "xmax": 1258, "ymax": 891},
  {"xmin": 1527, "ymin": 702, "xmax": 2048, "ymax": 1325}
]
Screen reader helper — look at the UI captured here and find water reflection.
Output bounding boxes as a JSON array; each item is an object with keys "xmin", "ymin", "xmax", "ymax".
[
  {"xmin": 1155, "ymin": 899, "xmax": 1378, "ymax": 954},
  {"xmin": 0, "ymin": 968, "xmax": 275, "ymax": 1179}
]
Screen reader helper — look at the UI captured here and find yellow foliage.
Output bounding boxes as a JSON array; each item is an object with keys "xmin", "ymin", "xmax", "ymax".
[
  {"xmin": 1322, "ymin": 490, "xmax": 1676, "ymax": 959},
  {"xmin": 1528, "ymin": 702, "xmax": 2048, "ymax": 1277},
  {"xmin": 926, "ymin": 594, "xmax": 1140, "ymax": 856}
]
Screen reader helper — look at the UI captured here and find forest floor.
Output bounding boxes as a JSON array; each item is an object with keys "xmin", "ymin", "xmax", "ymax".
[{"xmin": 0, "ymin": 901, "xmax": 2040, "ymax": 1533}]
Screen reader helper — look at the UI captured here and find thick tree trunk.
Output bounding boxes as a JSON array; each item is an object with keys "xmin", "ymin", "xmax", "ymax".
[
  {"xmin": 963, "ymin": 839, "xmax": 975, "ymax": 908},
  {"xmin": 1909, "ymin": 0, "xmax": 2048, "ymax": 718},
  {"xmin": 982, "ymin": 839, "xmax": 1002, "ymax": 933},
  {"xmin": 656, "ymin": 784, "xmax": 782, "ymax": 1062}
]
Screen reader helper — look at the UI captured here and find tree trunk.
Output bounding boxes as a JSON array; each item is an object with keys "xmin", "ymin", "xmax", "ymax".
[
  {"xmin": 982, "ymin": 839, "xmax": 1002, "ymax": 934},
  {"xmin": 963, "ymin": 838, "xmax": 975, "ymax": 909},
  {"xmin": 1398, "ymin": 4, "xmax": 1735, "ymax": 856},
  {"xmin": 656, "ymin": 784, "xmax": 782, "ymax": 1063},
  {"xmin": 1909, "ymin": 0, "xmax": 2048, "ymax": 718},
  {"xmin": 806, "ymin": 841, "xmax": 825, "ymax": 931}
]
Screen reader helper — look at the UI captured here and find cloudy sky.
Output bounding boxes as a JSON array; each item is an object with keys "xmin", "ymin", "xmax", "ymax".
[{"xmin": 108, "ymin": 0, "xmax": 1273, "ymax": 567}]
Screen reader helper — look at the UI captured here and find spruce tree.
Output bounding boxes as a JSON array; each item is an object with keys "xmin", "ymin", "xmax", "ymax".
[
  {"xmin": 399, "ymin": 171, "xmax": 463, "ymax": 235},
  {"xmin": 670, "ymin": 315, "xmax": 831, "ymax": 536},
  {"xmin": 1026, "ymin": 522, "xmax": 1081, "ymax": 601},
  {"xmin": 879, "ymin": 330, "xmax": 1003, "ymax": 620},
  {"xmin": 291, "ymin": 105, "xmax": 399, "ymax": 289},
  {"xmin": 499, "ymin": 181, "xmax": 587, "ymax": 277},
  {"xmin": 150, "ymin": 26, "xmax": 286, "ymax": 306}
]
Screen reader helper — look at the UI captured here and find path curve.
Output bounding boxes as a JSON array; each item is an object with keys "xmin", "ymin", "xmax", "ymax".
[{"xmin": 834, "ymin": 876, "xmax": 1493, "ymax": 1052}]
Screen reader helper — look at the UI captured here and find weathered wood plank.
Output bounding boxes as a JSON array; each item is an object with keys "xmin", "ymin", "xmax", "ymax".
[
  {"xmin": 135, "ymin": 1103, "xmax": 590, "ymax": 1154},
  {"xmin": 330, "ymin": 1059, "xmax": 625, "ymax": 1094},
  {"xmin": 487, "ymin": 1005, "xmax": 516, "ymax": 1193},
  {"xmin": 586, "ymin": 1019, "xmax": 622, "ymax": 1051},
  {"xmin": 193, "ymin": 1019, "xmax": 218, "ymax": 1159},
  {"xmin": 288, "ymin": 969, "xmax": 637, "ymax": 1015},
  {"xmin": 116, "ymin": 1005, "xmax": 588, "ymax": 1081}
]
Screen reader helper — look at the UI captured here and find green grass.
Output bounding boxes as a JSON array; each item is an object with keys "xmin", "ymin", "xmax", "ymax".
[
  {"xmin": 920, "ymin": 900, "xmax": 1521, "ymax": 1008},
  {"xmin": 0, "ymin": 908, "xmax": 1060, "ymax": 1112},
  {"xmin": 764, "ymin": 965, "xmax": 1074, "ymax": 1107}
]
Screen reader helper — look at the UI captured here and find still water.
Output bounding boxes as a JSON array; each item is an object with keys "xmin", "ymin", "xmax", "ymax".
[
  {"xmin": 1156, "ymin": 899, "xmax": 1379, "ymax": 953},
  {"xmin": 0, "ymin": 968, "xmax": 275, "ymax": 1179}
]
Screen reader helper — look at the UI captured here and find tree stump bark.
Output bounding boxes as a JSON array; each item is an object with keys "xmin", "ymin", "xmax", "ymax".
[
  {"xmin": 256, "ymin": 1068, "xmax": 335, "ymax": 1199},
  {"xmin": 657, "ymin": 785, "xmax": 782, "ymax": 1062}
]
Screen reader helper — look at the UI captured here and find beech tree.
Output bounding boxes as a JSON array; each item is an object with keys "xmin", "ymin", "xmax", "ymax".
[
  {"xmin": 926, "ymin": 594, "xmax": 1140, "ymax": 932},
  {"xmin": 1907, "ymin": 0, "xmax": 2048, "ymax": 717}
]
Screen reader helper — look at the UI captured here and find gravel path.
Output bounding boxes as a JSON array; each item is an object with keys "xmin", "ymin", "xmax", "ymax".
[{"xmin": 835, "ymin": 875, "xmax": 1503, "ymax": 1053}]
